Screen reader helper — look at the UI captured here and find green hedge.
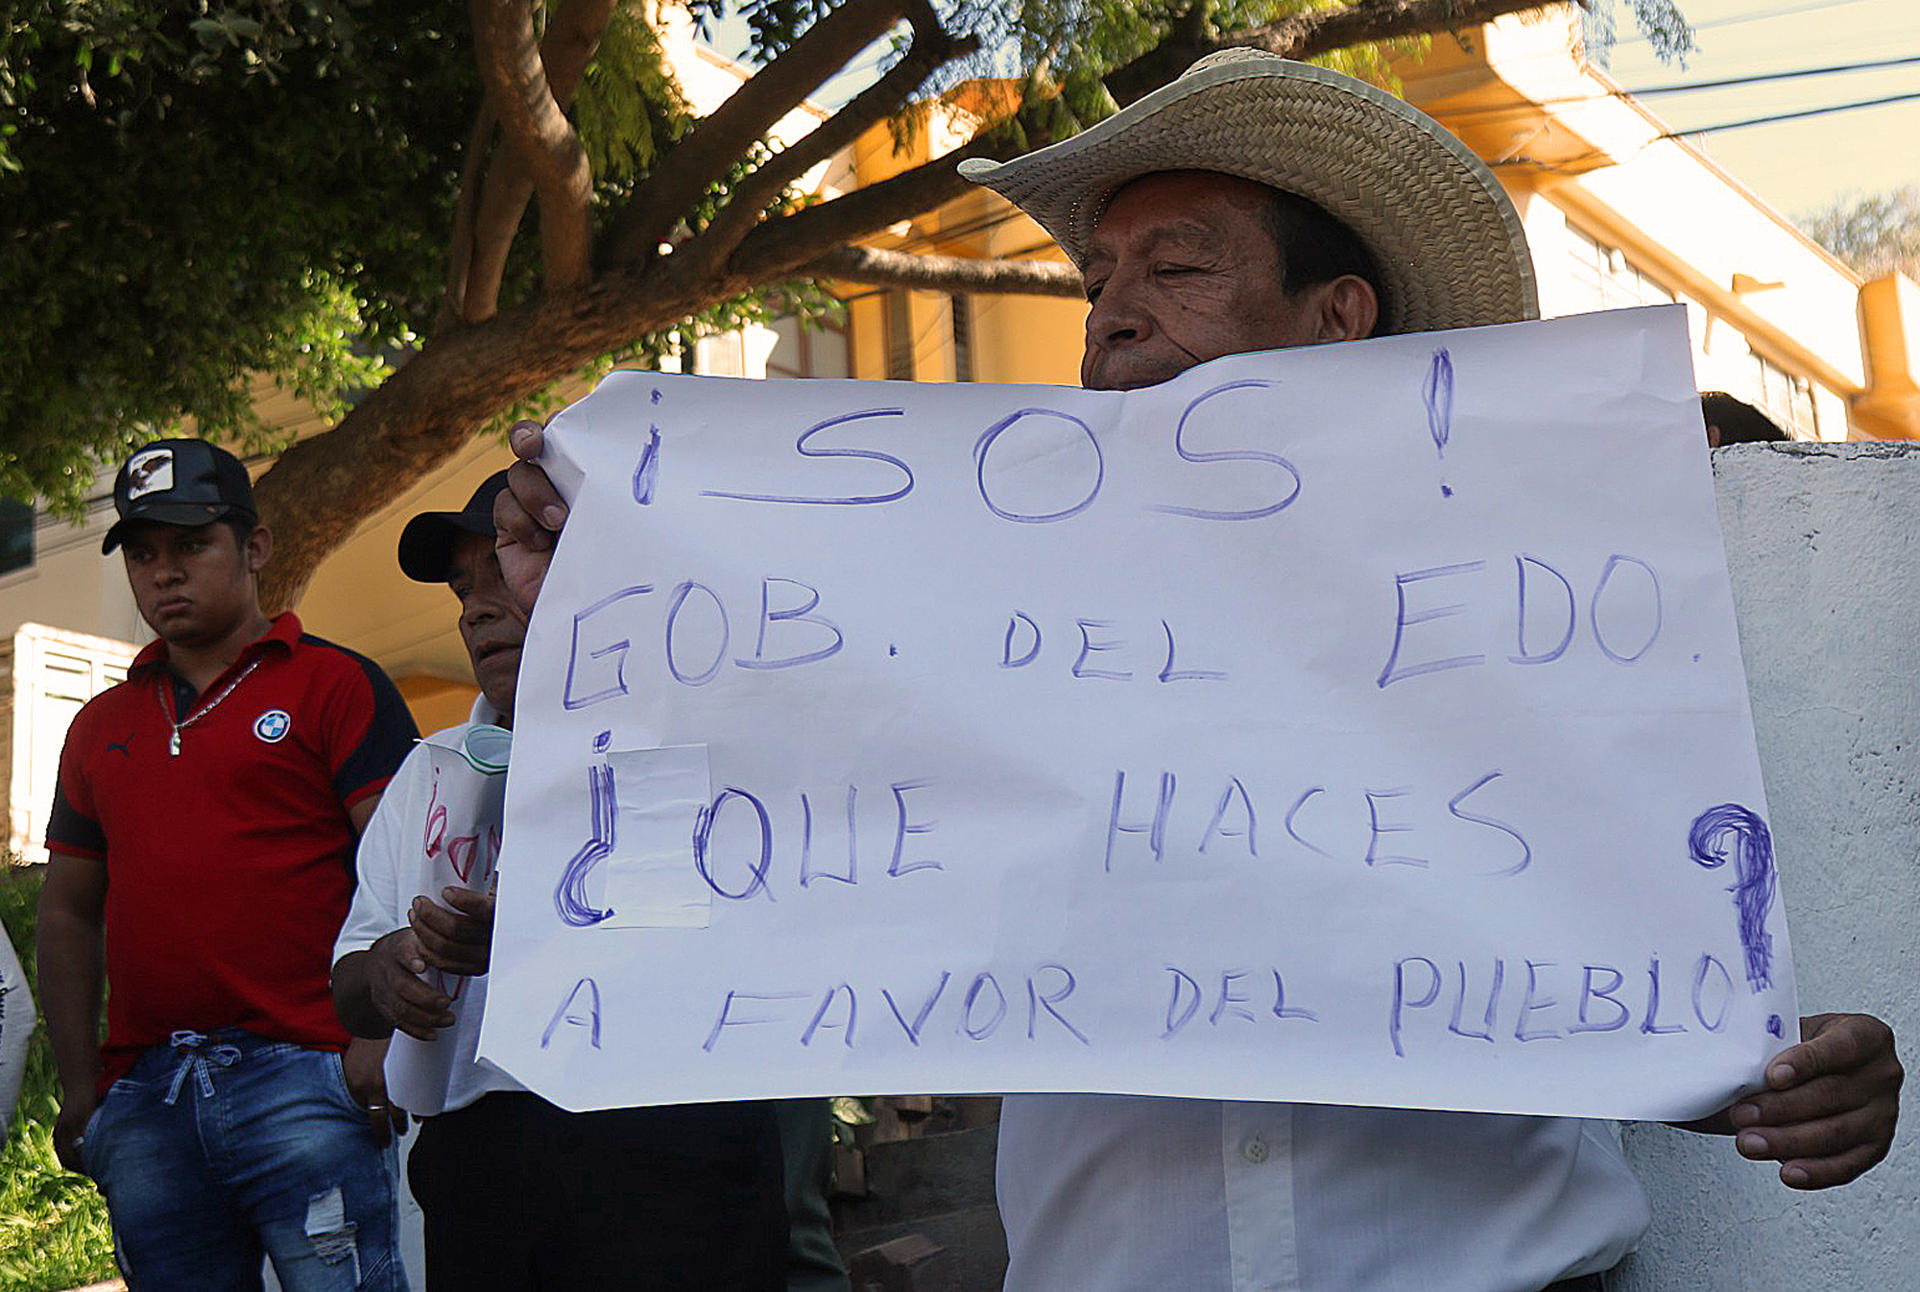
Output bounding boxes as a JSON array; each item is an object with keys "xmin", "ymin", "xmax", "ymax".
[{"xmin": 0, "ymin": 866, "xmax": 116, "ymax": 1292}]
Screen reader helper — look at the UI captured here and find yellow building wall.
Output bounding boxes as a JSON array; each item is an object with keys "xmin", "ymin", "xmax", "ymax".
[
  {"xmin": 398, "ymin": 674, "xmax": 483, "ymax": 735},
  {"xmin": 1399, "ymin": 10, "xmax": 1878, "ymax": 441},
  {"xmin": 294, "ymin": 436, "xmax": 515, "ymax": 727},
  {"xmin": 1855, "ymin": 274, "xmax": 1920, "ymax": 439},
  {"xmin": 969, "ymin": 294, "xmax": 1086, "ymax": 387}
]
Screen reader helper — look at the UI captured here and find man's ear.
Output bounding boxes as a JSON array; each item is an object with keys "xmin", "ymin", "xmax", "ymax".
[
  {"xmin": 1302, "ymin": 275, "xmax": 1379, "ymax": 344},
  {"xmin": 245, "ymin": 524, "xmax": 273, "ymax": 574}
]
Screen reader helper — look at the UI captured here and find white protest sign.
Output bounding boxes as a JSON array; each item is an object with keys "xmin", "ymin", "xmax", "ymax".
[{"xmin": 480, "ymin": 305, "xmax": 1796, "ymax": 1121}]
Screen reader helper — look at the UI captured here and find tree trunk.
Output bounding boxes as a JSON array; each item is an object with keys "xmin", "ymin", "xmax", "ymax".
[{"xmin": 252, "ymin": 0, "xmax": 1573, "ymax": 610}]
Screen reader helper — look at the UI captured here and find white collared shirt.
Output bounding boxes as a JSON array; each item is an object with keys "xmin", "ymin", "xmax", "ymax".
[
  {"xmin": 996, "ymin": 1094, "xmax": 1650, "ymax": 1292},
  {"xmin": 336, "ymin": 697, "xmax": 522, "ymax": 1115}
]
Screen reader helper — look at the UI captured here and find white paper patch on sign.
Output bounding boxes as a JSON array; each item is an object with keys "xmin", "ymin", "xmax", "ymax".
[{"xmin": 598, "ymin": 745, "xmax": 714, "ymax": 929}]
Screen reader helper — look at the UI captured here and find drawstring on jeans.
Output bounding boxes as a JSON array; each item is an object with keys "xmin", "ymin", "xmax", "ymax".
[{"xmin": 164, "ymin": 1030, "xmax": 243, "ymax": 1105}]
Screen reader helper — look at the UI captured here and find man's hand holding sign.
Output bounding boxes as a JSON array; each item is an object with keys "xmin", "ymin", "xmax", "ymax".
[{"xmin": 491, "ymin": 49, "xmax": 1898, "ymax": 1292}]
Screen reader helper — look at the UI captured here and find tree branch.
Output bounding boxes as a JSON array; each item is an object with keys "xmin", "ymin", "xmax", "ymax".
[
  {"xmin": 461, "ymin": 0, "xmax": 615, "ymax": 321},
  {"xmin": 676, "ymin": 0, "xmax": 974, "ymax": 280},
  {"xmin": 470, "ymin": 0, "xmax": 596, "ymax": 297},
  {"xmin": 256, "ymin": 269, "xmax": 706, "ymax": 610},
  {"xmin": 259, "ymin": 124, "xmax": 1041, "ymax": 612},
  {"xmin": 1105, "ymin": 0, "xmax": 1565, "ymax": 107},
  {"xmin": 728, "ymin": 130, "xmax": 1030, "ymax": 282},
  {"xmin": 260, "ymin": 115, "xmax": 1048, "ymax": 611},
  {"xmin": 604, "ymin": 0, "xmax": 917, "ymax": 267},
  {"xmin": 804, "ymin": 245, "xmax": 1083, "ymax": 296},
  {"xmin": 255, "ymin": 0, "xmax": 1609, "ymax": 614},
  {"xmin": 467, "ymin": 0, "xmax": 614, "ymax": 314},
  {"xmin": 441, "ymin": 103, "xmax": 498, "ymax": 328}
]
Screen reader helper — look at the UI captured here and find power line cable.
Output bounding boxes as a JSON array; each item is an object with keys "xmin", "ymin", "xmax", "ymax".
[
  {"xmin": 1495, "ymin": 84, "xmax": 1920, "ymax": 170},
  {"xmin": 1625, "ymin": 52, "xmax": 1920, "ymax": 95},
  {"xmin": 1655, "ymin": 88, "xmax": 1920, "ymax": 137},
  {"xmin": 1437, "ymin": 52, "xmax": 1920, "ymax": 122}
]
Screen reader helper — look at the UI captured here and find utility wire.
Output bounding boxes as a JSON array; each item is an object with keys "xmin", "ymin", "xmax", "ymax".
[
  {"xmin": 1437, "ymin": 52, "xmax": 1920, "ymax": 122},
  {"xmin": 1495, "ymin": 84, "xmax": 1920, "ymax": 169},
  {"xmin": 1627, "ymin": 53, "xmax": 1920, "ymax": 97},
  {"xmin": 1655, "ymin": 88, "xmax": 1920, "ymax": 137}
]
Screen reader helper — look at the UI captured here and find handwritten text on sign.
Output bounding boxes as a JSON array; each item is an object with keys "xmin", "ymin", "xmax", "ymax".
[{"xmin": 480, "ymin": 305, "xmax": 1796, "ymax": 1120}]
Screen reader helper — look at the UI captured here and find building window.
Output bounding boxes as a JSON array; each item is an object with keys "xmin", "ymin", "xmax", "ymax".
[
  {"xmin": 0, "ymin": 499, "xmax": 31, "ymax": 577},
  {"xmin": 1566, "ymin": 227, "xmax": 1676, "ymax": 312},
  {"xmin": 1747, "ymin": 350, "xmax": 1819, "ymax": 440},
  {"xmin": 951, "ymin": 295, "xmax": 975, "ymax": 383},
  {"xmin": 765, "ymin": 314, "xmax": 852, "ymax": 380},
  {"xmin": 692, "ymin": 331, "xmax": 746, "ymax": 378},
  {"xmin": 884, "ymin": 290, "xmax": 915, "ymax": 381}
]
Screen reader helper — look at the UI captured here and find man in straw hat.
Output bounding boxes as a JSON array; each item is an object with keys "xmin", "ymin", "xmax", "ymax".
[{"xmin": 494, "ymin": 51, "xmax": 1899, "ymax": 1292}]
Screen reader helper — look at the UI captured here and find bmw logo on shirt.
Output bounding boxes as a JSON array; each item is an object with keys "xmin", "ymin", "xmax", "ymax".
[{"xmin": 254, "ymin": 710, "xmax": 293, "ymax": 743}]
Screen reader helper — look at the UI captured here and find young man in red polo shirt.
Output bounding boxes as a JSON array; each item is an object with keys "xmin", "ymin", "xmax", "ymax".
[{"xmin": 38, "ymin": 438, "xmax": 419, "ymax": 1290}]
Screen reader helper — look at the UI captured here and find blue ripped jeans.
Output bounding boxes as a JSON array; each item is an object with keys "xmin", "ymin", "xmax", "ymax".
[{"xmin": 82, "ymin": 1029, "xmax": 405, "ymax": 1292}]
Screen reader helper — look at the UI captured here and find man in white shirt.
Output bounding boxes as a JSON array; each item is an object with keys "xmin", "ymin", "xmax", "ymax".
[
  {"xmin": 332, "ymin": 472, "xmax": 791, "ymax": 1291},
  {"xmin": 494, "ymin": 50, "xmax": 1902, "ymax": 1292}
]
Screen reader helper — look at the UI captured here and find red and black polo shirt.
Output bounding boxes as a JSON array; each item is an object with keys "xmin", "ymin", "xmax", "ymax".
[{"xmin": 47, "ymin": 613, "xmax": 418, "ymax": 1088}]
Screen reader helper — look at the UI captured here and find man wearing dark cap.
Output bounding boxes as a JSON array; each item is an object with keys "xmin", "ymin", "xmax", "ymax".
[
  {"xmin": 332, "ymin": 471, "xmax": 792, "ymax": 1292},
  {"xmin": 38, "ymin": 438, "xmax": 419, "ymax": 1288},
  {"xmin": 495, "ymin": 51, "xmax": 1901, "ymax": 1292},
  {"xmin": 1702, "ymin": 391, "xmax": 1791, "ymax": 447}
]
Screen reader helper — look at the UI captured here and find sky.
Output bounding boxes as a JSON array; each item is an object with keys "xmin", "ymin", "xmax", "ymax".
[{"xmin": 1586, "ymin": 0, "xmax": 1917, "ymax": 220}]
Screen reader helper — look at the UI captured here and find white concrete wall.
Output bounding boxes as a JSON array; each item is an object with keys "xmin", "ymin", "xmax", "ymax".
[
  {"xmin": 0, "ymin": 497, "xmax": 145, "ymax": 650},
  {"xmin": 1615, "ymin": 441, "xmax": 1920, "ymax": 1288}
]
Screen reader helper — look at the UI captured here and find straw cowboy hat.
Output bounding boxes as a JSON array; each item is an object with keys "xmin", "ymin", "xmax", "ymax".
[{"xmin": 958, "ymin": 49, "xmax": 1539, "ymax": 335}]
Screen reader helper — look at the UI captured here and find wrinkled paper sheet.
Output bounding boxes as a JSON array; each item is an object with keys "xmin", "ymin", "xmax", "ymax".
[{"xmin": 480, "ymin": 305, "xmax": 1796, "ymax": 1120}]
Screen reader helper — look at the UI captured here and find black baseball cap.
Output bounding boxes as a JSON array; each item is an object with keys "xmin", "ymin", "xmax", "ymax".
[
  {"xmin": 398, "ymin": 470, "xmax": 511, "ymax": 583},
  {"xmin": 102, "ymin": 439, "xmax": 258, "ymax": 554}
]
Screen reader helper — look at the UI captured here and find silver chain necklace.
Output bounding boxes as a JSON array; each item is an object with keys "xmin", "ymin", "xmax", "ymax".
[{"xmin": 156, "ymin": 657, "xmax": 264, "ymax": 756}]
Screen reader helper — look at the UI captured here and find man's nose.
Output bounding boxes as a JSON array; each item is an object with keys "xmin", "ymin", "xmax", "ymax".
[
  {"xmin": 462, "ymin": 597, "xmax": 499, "ymax": 630},
  {"xmin": 1085, "ymin": 276, "xmax": 1149, "ymax": 350}
]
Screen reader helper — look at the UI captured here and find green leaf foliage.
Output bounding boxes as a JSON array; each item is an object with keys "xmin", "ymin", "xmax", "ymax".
[
  {"xmin": 0, "ymin": 1, "xmax": 476, "ymax": 511},
  {"xmin": 687, "ymin": 0, "xmax": 841, "ymax": 63},
  {"xmin": 0, "ymin": 867, "xmax": 116, "ymax": 1292},
  {"xmin": 4, "ymin": 0, "xmax": 1700, "ymax": 518},
  {"xmin": 574, "ymin": 2, "xmax": 689, "ymax": 184},
  {"xmin": 1583, "ymin": 0, "xmax": 1695, "ymax": 70}
]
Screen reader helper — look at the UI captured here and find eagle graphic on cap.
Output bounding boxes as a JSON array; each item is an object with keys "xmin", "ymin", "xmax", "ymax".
[{"xmin": 127, "ymin": 452, "xmax": 171, "ymax": 493}]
